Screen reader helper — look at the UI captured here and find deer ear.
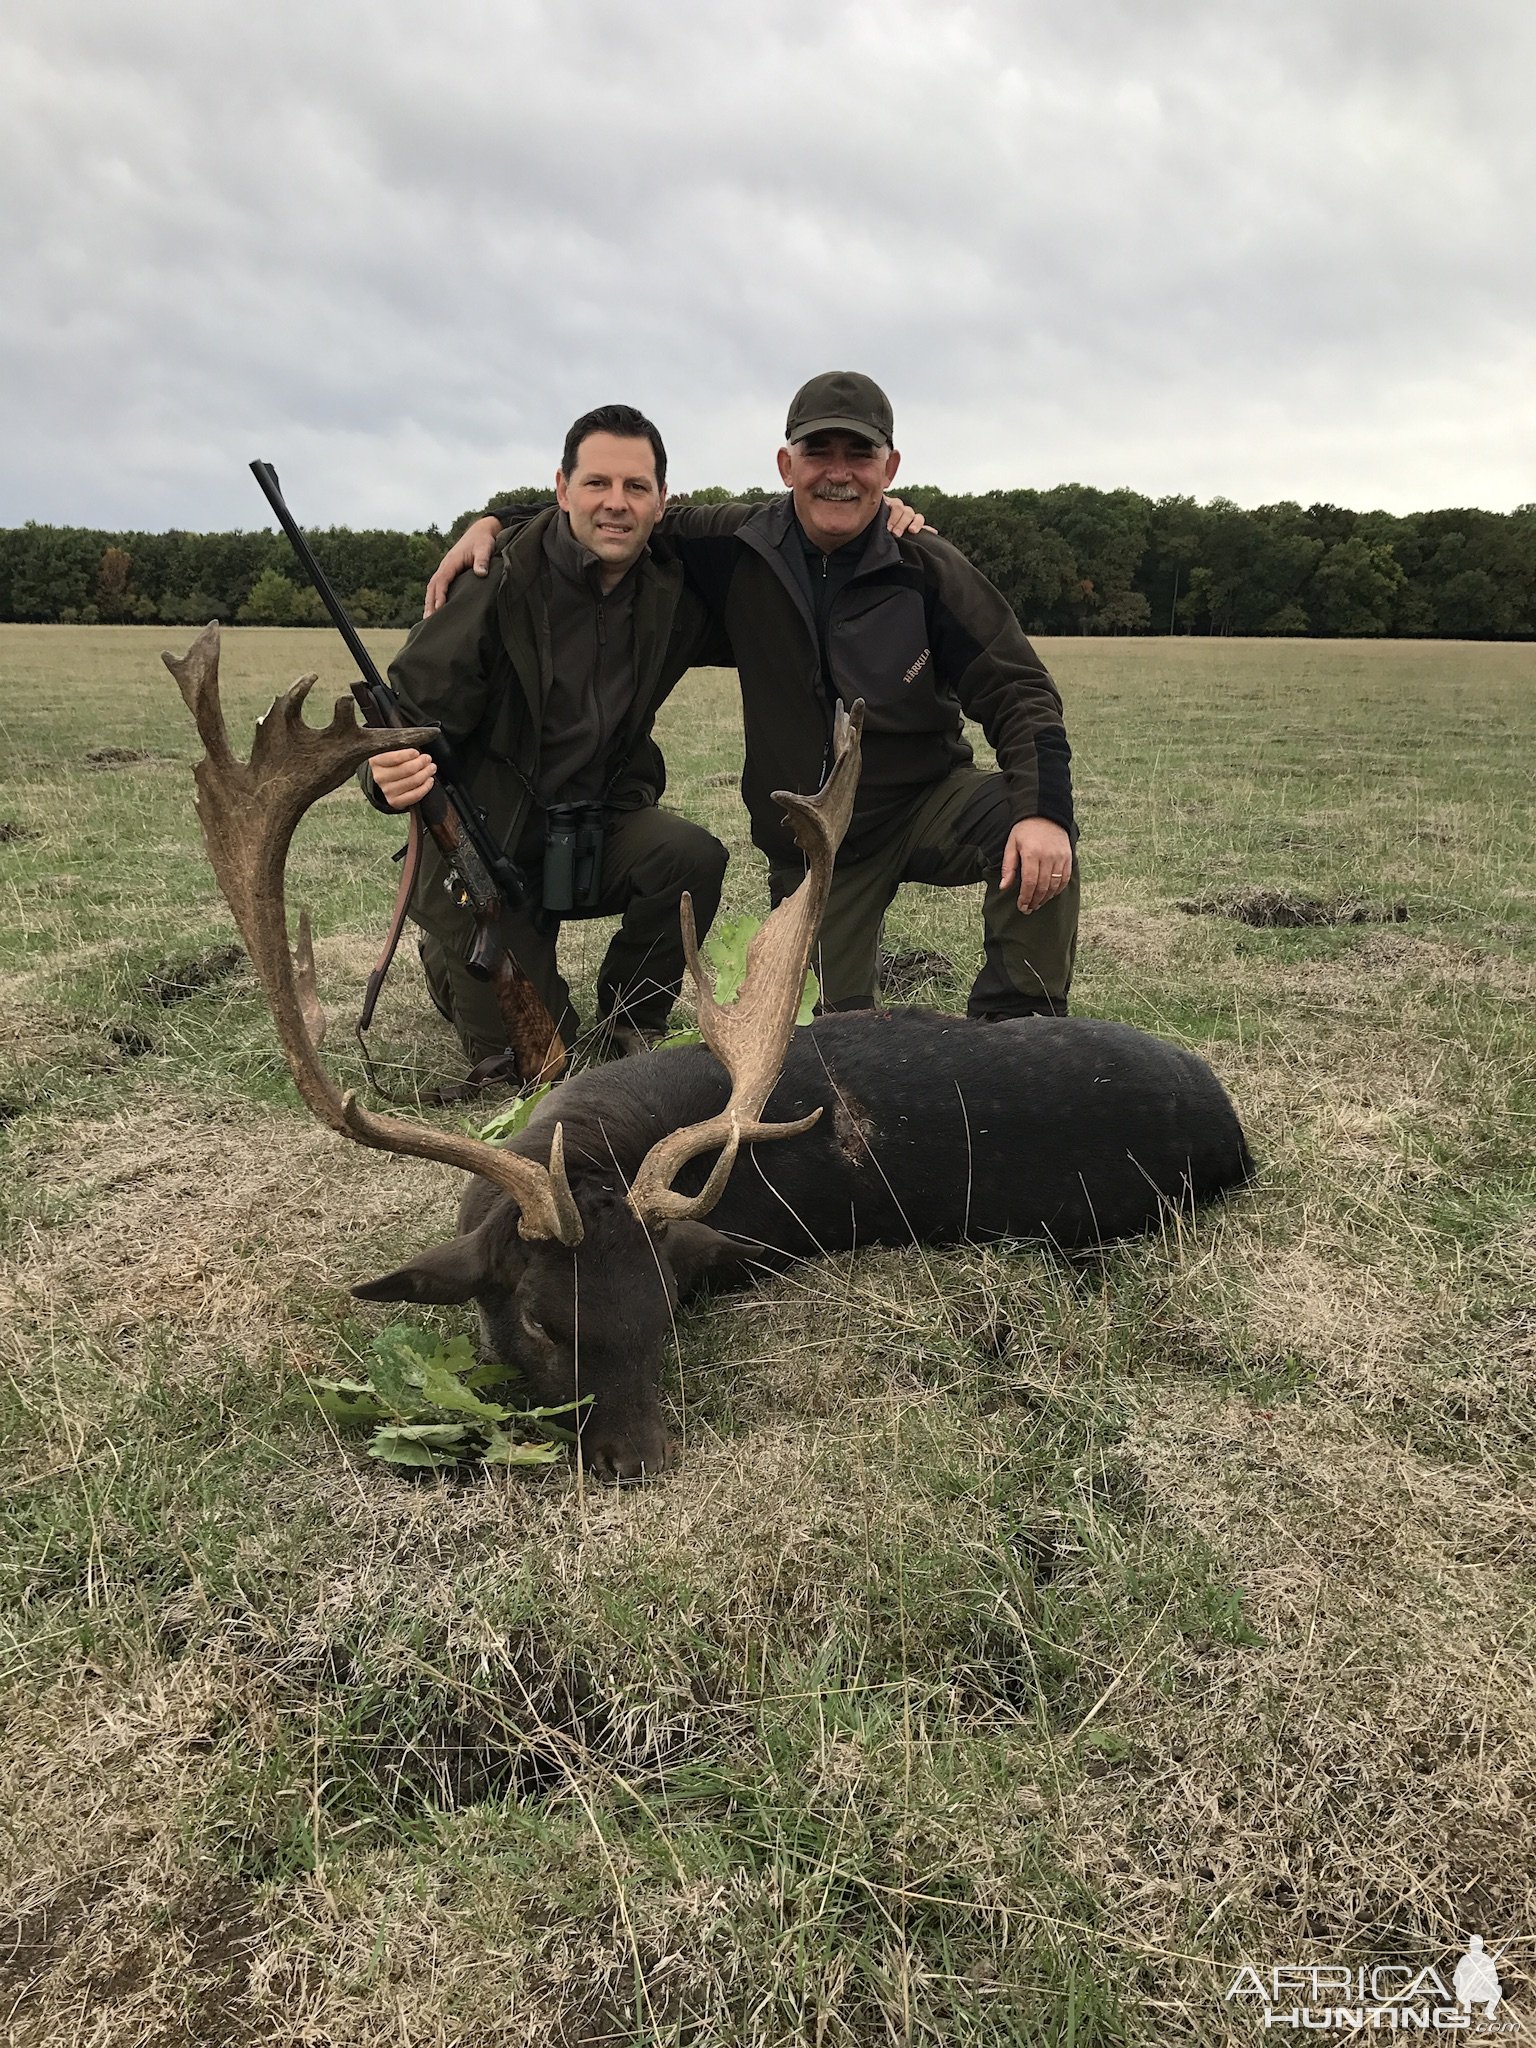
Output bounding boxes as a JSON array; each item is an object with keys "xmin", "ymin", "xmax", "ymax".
[
  {"xmin": 654, "ymin": 1220, "xmax": 760, "ymax": 1291},
  {"xmin": 352, "ymin": 1232, "xmax": 492, "ymax": 1305}
]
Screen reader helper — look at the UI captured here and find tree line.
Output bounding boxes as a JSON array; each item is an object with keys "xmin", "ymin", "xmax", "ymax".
[{"xmin": 2, "ymin": 483, "xmax": 1532, "ymax": 636}]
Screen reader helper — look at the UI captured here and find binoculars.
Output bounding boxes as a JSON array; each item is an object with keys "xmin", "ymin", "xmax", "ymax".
[{"xmin": 541, "ymin": 802, "xmax": 606, "ymax": 914}]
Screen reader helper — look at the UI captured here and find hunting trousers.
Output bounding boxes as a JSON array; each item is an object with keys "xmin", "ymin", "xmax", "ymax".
[
  {"xmin": 421, "ymin": 804, "xmax": 728, "ymax": 1062},
  {"xmin": 770, "ymin": 766, "xmax": 1079, "ymax": 1018}
]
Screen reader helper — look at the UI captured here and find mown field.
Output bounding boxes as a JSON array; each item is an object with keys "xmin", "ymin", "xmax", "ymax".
[{"xmin": 1, "ymin": 624, "xmax": 1533, "ymax": 2046}]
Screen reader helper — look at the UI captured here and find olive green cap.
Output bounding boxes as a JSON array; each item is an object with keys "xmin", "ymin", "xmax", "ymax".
[{"xmin": 784, "ymin": 370, "xmax": 895, "ymax": 447}]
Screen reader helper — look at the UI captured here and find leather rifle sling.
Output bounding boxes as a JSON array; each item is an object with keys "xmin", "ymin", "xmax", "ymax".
[{"xmin": 356, "ymin": 809, "xmax": 424, "ymax": 1036}]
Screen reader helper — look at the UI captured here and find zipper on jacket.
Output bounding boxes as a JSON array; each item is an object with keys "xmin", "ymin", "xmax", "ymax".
[
  {"xmin": 816, "ymin": 575, "xmax": 837, "ymax": 782},
  {"xmin": 592, "ymin": 594, "xmax": 610, "ymax": 766}
]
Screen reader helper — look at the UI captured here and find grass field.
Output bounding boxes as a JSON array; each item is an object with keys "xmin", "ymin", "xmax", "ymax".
[{"xmin": 1, "ymin": 624, "xmax": 1533, "ymax": 2045}]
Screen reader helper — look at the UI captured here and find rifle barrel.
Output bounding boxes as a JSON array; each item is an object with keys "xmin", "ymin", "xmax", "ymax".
[{"xmin": 248, "ymin": 459, "xmax": 388, "ymax": 694}]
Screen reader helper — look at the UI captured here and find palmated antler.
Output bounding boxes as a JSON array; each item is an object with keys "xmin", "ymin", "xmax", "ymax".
[
  {"xmin": 627, "ymin": 700, "xmax": 864, "ymax": 1228},
  {"xmin": 162, "ymin": 623, "xmax": 584, "ymax": 1245}
]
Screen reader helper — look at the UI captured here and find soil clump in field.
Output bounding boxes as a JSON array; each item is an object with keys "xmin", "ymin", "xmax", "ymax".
[
  {"xmin": 137, "ymin": 944, "xmax": 245, "ymax": 1006},
  {"xmin": 83, "ymin": 744, "xmax": 155, "ymax": 767},
  {"xmin": 878, "ymin": 945, "xmax": 956, "ymax": 995},
  {"xmin": 106, "ymin": 1021, "xmax": 156, "ymax": 1059},
  {"xmin": 1179, "ymin": 889, "xmax": 1409, "ymax": 928},
  {"xmin": 0, "ymin": 1872, "xmax": 117, "ymax": 1994}
]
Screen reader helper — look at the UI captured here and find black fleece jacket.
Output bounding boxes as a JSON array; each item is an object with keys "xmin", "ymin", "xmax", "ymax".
[
  {"xmin": 663, "ymin": 496, "xmax": 1075, "ymax": 866},
  {"xmin": 492, "ymin": 493, "xmax": 1075, "ymax": 867}
]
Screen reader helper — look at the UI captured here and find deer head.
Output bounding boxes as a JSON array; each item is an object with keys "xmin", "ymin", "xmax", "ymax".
[{"xmin": 168, "ymin": 622, "xmax": 862, "ymax": 1480}]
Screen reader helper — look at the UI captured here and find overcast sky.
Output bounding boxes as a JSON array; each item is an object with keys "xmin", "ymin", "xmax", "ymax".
[{"xmin": 4, "ymin": 0, "xmax": 1531, "ymax": 532}]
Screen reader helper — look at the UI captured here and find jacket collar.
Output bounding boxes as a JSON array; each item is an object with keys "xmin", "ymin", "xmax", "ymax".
[
  {"xmin": 491, "ymin": 504, "xmax": 684, "ymax": 743},
  {"xmin": 740, "ymin": 491, "xmax": 901, "ymax": 573},
  {"xmin": 495, "ymin": 504, "xmax": 561, "ymax": 606},
  {"xmin": 495, "ymin": 505, "xmax": 675, "ymax": 602},
  {"xmin": 543, "ymin": 507, "xmax": 648, "ymax": 601},
  {"xmin": 734, "ymin": 492, "xmax": 904, "ymax": 634}
]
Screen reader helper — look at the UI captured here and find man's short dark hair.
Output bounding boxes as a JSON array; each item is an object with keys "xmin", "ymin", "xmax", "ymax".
[{"xmin": 561, "ymin": 405, "xmax": 667, "ymax": 490}]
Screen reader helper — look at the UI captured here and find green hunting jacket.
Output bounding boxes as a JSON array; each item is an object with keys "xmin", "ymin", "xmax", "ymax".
[
  {"xmin": 370, "ymin": 508, "xmax": 720, "ymax": 947},
  {"xmin": 662, "ymin": 496, "xmax": 1075, "ymax": 867}
]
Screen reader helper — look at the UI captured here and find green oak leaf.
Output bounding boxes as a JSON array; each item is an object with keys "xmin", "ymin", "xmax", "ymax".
[
  {"xmin": 366, "ymin": 1324, "xmax": 440, "ymax": 1414},
  {"xmin": 702, "ymin": 913, "xmax": 754, "ymax": 1004},
  {"xmin": 477, "ymin": 1080, "xmax": 555, "ymax": 1143},
  {"xmin": 367, "ymin": 1422, "xmax": 472, "ymax": 1468},
  {"xmin": 701, "ymin": 913, "xmax": 819, "ymax": 1023},
  {"xmin": 481, "ymin": 1426, "xmax": 563, "ymax": 1467},
  {"xmin": 796, "ymin": 964, "xmax": 821, "ymax": 1027},
  {"xmin": 433, "ymin": 1332, "xmax": 479, "ymax": 1375},
  {"xmin": 463, "ymin": 1361, "xmax": 520, "ymax": 1392},
  {"xmin": 299, "ymin": 1378, "xmax": 389, "ymax": 1430},
  {"xmin": 411, "ymin": 1359, "xmax": 512, "ymax": 1422}
]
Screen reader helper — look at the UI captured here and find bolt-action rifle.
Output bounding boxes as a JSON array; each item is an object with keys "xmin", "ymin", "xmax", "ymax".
[{"xmin": 249, "ymin": 459, "xmax": 565, "ymax": 1089}]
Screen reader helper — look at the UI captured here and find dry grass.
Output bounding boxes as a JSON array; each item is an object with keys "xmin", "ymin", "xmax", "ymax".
[{"xmin": 1, "ymin": 627, "xmax": 1533, "ymax": 2044}]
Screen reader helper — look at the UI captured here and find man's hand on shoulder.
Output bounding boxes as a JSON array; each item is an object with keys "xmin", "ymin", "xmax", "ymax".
[
  {"xmin": 1001, "ymin": 819, "xmax": 1072, "ymax": 913},
  {"xmin": 883, "ymin": 495, "xmax": 935, "ymax": 538},
  {"xmin": 424, "ymin": 516, "xmax": 502, "ymax": 616}
]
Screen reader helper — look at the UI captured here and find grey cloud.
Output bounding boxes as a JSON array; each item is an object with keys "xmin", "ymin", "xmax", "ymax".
[{"xmin": 2, "ymin": 0, "xmax": 1531, "ymax": 529}]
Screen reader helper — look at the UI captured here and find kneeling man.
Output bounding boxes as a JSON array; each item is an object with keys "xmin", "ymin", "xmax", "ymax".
[
  {"xmin": 432, "ymin": 374, "xmax": 1077, "ymax": 1019},
  {"xmin": 367, "ymin": 404, "xmax": 727, "ymax": 1067}
]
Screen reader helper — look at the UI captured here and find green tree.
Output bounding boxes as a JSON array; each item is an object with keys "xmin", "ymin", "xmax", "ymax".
[
  {"xmin": 1307, "ymin": 538, "xmax": 1404, "ymax": 636},
  {"xmin": 237, "ymin": 568, "xmax": 324, "ymax": 625},
  {"xmin": 1141, "ymin": 496, "xmax": 1209, "ymax": 634},
  {"xmin": 1176, "ymin": 565, "xmax": 1217, "ymax": 633},
  {"xmin": 3, "ymin": 489, "xmax": 1529, "ymax": 636},
  {"xmin": 161, "ymin": 587, "xmax": 225, "ymax": 627},
  {"xmin": 1088, "ymin": 589, "xmax": 1152, "ymax": 634},
  {"xmin": 1034, "ymin": 484, "xmax": 1150, "ymax": 632},
  {"xmin": 907, "ymin": 490, "xmax": 1076, "ymax": 628},
  {"xmin": 345, "ymin": 586, "xmax": 414, "ymax": 628},
  {"xmin": 1260, "ymin": 602, "xmax": 1309, "ymax": 635},
  {"xmin": 3, "ymin": 524, "xmax": 102, "ymax": 620},
  {"xmin": 95, "ymin": 545, "xmax": 135, "ymax": 622},
  {"xmin": 1435, "ymin": 569, "xmax": 1517, "ymax": 637}
]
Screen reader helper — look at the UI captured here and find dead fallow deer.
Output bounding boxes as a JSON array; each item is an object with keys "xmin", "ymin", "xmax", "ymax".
[{"xmin": 167, "ymin": 623, "xmax": 1252, "ymax": 1480}]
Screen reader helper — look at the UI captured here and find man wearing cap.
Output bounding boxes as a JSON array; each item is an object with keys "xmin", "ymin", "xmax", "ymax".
[{"xmin": 429, "ymin": 373, "xmax": 1077, "ymax": 1019}]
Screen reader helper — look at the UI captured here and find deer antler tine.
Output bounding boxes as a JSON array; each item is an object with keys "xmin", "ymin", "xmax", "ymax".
[
  {"xmin": 543, "ymin": 1123, "xmax": 585, "ymax": 1246},
  {"xmin": 626, "ymin": 700, "xmax": 862, "ymax": 1229},
  {"xmin": 167, "ymin": 621, "xmax": 237, "ymax": 768},
  {"xmin": 164, "ymin": 623, "xmax": 584, "ymax": 1247},
  {"xmin": 676, "ymin": 888, "xmax": 730, "ymax": 1037},
  {"xmin": 638, "ymin": 1107, "xmax": 825, "ymax": 1225},
  {"xmin": 293, "ymin": 908, "xmax": 325, "ymax": 1050},
  {"xmin": 649, "ymin": 1119, "xmax": 744, "ymax": 1225},
  {"xmin": 677, "ymin": 889, "xmax": 702, "ymax": 986}
]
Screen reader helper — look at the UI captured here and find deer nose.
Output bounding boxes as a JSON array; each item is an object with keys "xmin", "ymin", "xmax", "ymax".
[{"xmin": 583, "ymin": 1426, "xmax": 670, "ymax": 1485}]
